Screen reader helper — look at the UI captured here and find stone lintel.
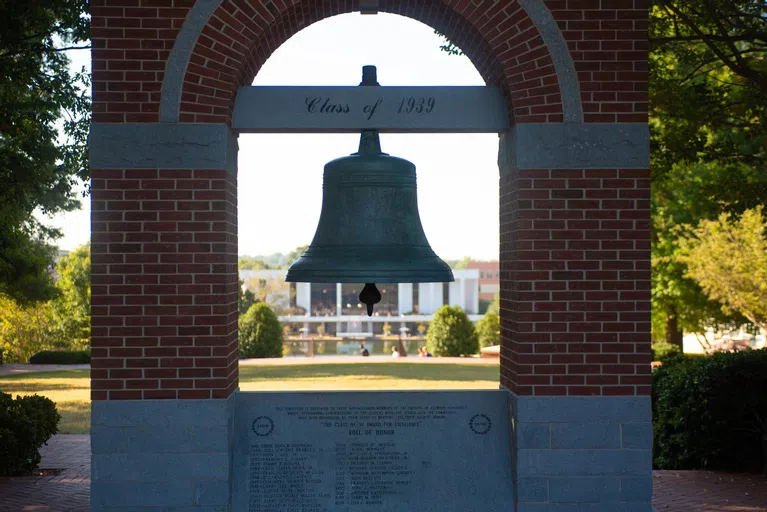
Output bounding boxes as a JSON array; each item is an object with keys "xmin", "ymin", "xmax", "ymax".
[
  {"xmin": 89, "ymin": 123, "xmax": 238, "ymax": 174},
  {"xmin": 499, "ymin": 123, "xmax": 650, "ymax": 172}
]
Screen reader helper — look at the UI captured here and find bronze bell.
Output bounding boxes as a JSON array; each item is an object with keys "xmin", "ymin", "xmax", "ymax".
[{"xmin": 286, "ymin": 127, "xmax": 454, "ymax": 315}]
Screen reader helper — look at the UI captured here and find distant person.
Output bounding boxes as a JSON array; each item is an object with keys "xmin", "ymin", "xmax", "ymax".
[
  {"xmin": 420, "ymin": 347, "xmax": 432, "ymax": 357},
  {"xmin": 391, "ymin": 346, "xmax": 400, "ymax": 358},
  {"xmin": 360, "ymin": 343, "xmax": 369, "ymax": 357}
]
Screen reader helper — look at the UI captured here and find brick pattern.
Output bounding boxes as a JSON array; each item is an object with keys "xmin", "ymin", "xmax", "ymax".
[
  {"xmin": 499, "ymin": 169, "xmax": 652, "ymax": 396},
  {"xmin": 90, "ymin": 1, "xmax": 648, "ymax": 124},
  {"xmin": 548, "ymin": 0, "xmax": 649, "ymax": 123},
  {"xmin": 90, "ymin": 169, "xmax": 239, "ymax": 400},
  {"xmin": 90, "ymin": 0, "xmax": 191, "ymax": 123}
]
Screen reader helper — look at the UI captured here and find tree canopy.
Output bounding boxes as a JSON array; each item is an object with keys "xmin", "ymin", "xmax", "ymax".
[
  {"xmin": 650, "ymin": 0, "xmax": 767, "ymax": 346},
  {"xmin": 51, "ymin": 244, "xmax": 90, "ymax": 348},
  {"xmin": 678, "ymin": 207, "xmax": 767, "ymax": 332},
  {"xmin": 0, "ymin": 0, "xmax": 90, "ymax": 303}
]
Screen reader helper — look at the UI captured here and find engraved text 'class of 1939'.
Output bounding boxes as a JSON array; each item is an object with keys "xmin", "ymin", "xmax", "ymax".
[{"xmin": 305, "ymin": 96, "xmax": 436, "ymax": 120}]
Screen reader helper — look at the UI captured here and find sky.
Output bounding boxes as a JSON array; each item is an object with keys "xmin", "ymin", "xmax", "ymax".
[{"xmin": 51, "ymin": 12, "xmax": 500, "ymax": 261}]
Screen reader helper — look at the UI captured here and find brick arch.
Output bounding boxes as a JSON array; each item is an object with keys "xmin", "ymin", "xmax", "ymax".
[{"xmin": 159, "ymin": 0, "xmax": 583, "ymax": 125}]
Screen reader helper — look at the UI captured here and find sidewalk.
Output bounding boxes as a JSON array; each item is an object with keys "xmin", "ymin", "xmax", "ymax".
[
  {"xmin": 1, "ymin": 435, "xmax": 765, "ymax": 511},
  {"xmin": 0, "ymin": 435, "xmax": 89, "ymax": 512}
]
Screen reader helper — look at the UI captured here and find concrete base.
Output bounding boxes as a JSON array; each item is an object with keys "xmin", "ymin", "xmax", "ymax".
[
  {"xmin": 90, "ymin": 393, "xmax": 652, "ymax": 511},
  {"xmin": 512, "ymin": 395, "xmax": 653, "ymax": 512},
  {"xmin": 91, "ymin": 398, "xmax": 233, "ymax": 511}
]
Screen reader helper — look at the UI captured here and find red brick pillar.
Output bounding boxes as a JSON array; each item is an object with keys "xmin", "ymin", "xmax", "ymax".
[
  {"xmin": 499, "ymin": 167, "xmax": 651, "ymax": 396},
  {"xmin": 90, "ymin": 167, "xmax": 238, "ymax": 400}
]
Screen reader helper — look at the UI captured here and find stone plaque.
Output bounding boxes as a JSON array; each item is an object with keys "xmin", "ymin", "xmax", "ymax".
[
  {"xmin": 232, "ymin": 391, "xmax": 514, "ymax": 512},
  {"xmin": 232, "ymin": 86, "xmax": 509, "ymax": 133}
]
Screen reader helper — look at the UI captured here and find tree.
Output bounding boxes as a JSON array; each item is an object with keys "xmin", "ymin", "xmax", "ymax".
[
  {"xmin": 0, "ymin": 295, "xmax": 58, "ymax": 363},
  {"xmin": 238, "ymin": 303, "xmax": 283, "ymax": 359},
  {"xmin": 476, "ymin": 312, "xmax": 500, "ymax": 348},
  {"xmin": 486, "ymin": 293, "xmax": 500, "ymax": 316},
  {"xmin": 238, "ymin": 256, "xmax": 272, "ymax": 270},
  {"xmin": 51, "ymin": 244, "xmax": 90, "ymax": 348},
  {"xmin": 649, "ymin": 0, "xmax": 767, "ymax": 346},
  {"xmin": 677, "ymin": 207, "xmax": 767, "ymax": 332},
  {"xmin": 238, "ymin": 278, "xmax": 258, "ymax": 315},
  {"xmin": 0, "ymin": 0, "xmax": 90, "ymax": 303},
  {"xmin": 426, "ymin": 305, "xmax": 478, "ymax": 357}
]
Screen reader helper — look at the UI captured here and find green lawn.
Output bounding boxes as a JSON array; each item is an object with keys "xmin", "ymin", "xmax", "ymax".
[{"xmin": 0, "ymin": 362, "xmax": 499, "ymax": 433}]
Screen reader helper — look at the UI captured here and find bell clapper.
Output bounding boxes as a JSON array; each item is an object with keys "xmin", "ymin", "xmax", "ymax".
[{"xmin": 359, "ymin": 283, "xmax": 382, "ymax": 316}]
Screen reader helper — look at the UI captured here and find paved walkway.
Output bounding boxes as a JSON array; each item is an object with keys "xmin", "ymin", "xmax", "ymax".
[
  {"xmin": 0, "ymin": 435, "xmax": 89, "ymax": 512},
  {"xmin": 1, "ymin": 435, "xmax": 765, "ymax": 511}
]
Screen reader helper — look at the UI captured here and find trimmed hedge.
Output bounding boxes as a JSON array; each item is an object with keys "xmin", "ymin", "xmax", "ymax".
[
  {"xmin": 239, "ymin": 303, "xmax": 283, "ymax": 359},
  {"xmin": 29, "ymin": 350, "xmax": 91, "ymax": 364},
  {"xmin": 0, "ymin": 393, "xmax": 61, "ymax": 476},
  {"xmin": 426, "ymin": 305, "xmax": 479, "ymax": 357},
  {"xmin": 653, "ymin": 349, "xmax": 767, "ymax": 474}
]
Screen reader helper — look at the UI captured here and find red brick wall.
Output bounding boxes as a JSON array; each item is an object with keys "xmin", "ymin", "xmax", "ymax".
[
  {"xmin": 549, "ymin": 0, "xmax": 649, "ymax": 123},
  {"xmin": 499, "ymin": 168, "xmax": 651, "ymax": 396},
  {"xmin": 90, "ymin": 168, "xmax": 239, "ymax": 400}
]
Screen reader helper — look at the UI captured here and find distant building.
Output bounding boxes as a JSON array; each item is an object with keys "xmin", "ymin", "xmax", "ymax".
[
  {"xmin": 468, "ymin": 260, "xmax": 499, "ymax": 301},
  {"xmin": 239, "ymin": 269, "xmax": 481, "ymax": 337}
]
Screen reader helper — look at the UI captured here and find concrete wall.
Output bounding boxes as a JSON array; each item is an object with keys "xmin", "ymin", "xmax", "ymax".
[{"xmin": 512, "ymin": 395, "xmax": 653, "ymax": 511}]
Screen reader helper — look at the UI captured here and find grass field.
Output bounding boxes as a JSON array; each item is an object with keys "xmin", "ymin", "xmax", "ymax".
[{"xmin": 0, "ymin": 362, "xmax": 499, "ymax": 433}]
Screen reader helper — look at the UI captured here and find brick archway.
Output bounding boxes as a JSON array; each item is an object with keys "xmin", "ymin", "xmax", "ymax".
[
  {"xmin": 89, "ymin": 1, "xmax": 652, "ymax": 510},
  {"xmin": 160, "ymin": 0, "xmax": 579, "ymax": 124}
]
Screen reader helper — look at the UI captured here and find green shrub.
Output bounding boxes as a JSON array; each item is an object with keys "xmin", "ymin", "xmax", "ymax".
[
  {"xmin": 651, "ymin": 342, "xmax": 682, "ymax": 361},
  {"xmin": 476, "ymin": 312, "xmax": 500, "ymax": 348},
  {"xmin": 29, "ymin": 350, "xmax": 91, "ymax": 364},
  {"xmin": 0, "ymin": 393, "xmax": 61, "ymax": 476},
  {"xmin": 426, "ymin": 305, "xmax": 479, "ymax": 357},
  {"xmin": 653, "ymin": 349, "xmax": 767, "ymax": 473},
  {"xmin": 239, "ymin": 303, "xmax": 283, "ymax": 359}
]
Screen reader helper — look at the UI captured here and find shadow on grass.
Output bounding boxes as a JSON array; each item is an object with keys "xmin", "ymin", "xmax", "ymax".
[{"xmin": 239, "ymin": 363, "xmax": 499, "ymax": 382}]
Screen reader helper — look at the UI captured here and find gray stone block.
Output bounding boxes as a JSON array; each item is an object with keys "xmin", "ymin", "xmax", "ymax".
[
  {"xmin": 97, "ymin": 508, "xmax": 227, "ymax": 512},
  {"xmin": 550, "ymin": 423, "xmax": 621, "ymax": 450},
  {"xmin": 93, "ymin": 453, "xmax": 229, "ymax": 481},
  {"xmin": 194, "ymin": 479, "xmax": 230, "ymax": 506},
  {"xmin": 519, "ymin": 423, "xmax": 551, "ymax": 449},
  {"xmin": 620, "ymin": 476, "xmax": 654, "ymax": 502},
  {"xmin": 90, "ymin": 424, "xmax": 230, "ymax": 454},
  {"xmin": 576, "ymin": 504, "xmax": 653, "ymax": 512},
  {"xmin": 501, "ymin": 123, "xmax": 650, "ymax": 172},
  {"xmin": 89, "ymin": 123, "xmax": 238, "ymax": 173},
  {"xmin": 518, "ymin": 477, "xmax": 549, "ymax": 502},
  {"xmin": 515, "ymin": 396, "xmax": 651, "ymax": 423},
  {"xmin": 517, "ymin": 449, "xmax": 651, "ymax": 477},
  {"xmin": 91, "ymin": 481, "xmax": 193, "ymax": 507},
  {"xmin": 549, "ymin": 477, "xmax": 620, "ymax": 503},
  {"xmin": 92, "ymin": 399, "xmax": 230, "ymax": 428},
  {"xmin": 518, "ymin": 504, "xmax": 579, "ymax": 512},
  {"xmin": 622, "ymin": 423, "xmax": 653, "ymax": 449}
]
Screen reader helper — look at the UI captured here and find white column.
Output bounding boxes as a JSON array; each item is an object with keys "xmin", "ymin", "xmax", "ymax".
[
  {"xmin": 398, "ymin": 283, "xmax": 413, "ymax": 314},
  {"xmin": 296, "ymin": 282, "xmax": 311, "ymax": 313},
  {"xmin": 419, "ymin": 283, "xmax": 442, "ymax": 314},
  {"xmin": 336, "ymin": 283, "xmax": 342, "ymax": 334}
]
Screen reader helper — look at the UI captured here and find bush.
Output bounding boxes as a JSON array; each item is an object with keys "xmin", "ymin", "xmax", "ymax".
[
  {"xmin": 0, "ymin": 393, "xmax": 61, "ymax": 476},
  {"xmin": 476, "ymin": 312, "xmax": 500, "ymax": 348},
  {"xmin": 426, "ymin": 305, "xmax": 478, "ymax": 357},
  {"xmin": 29, "ymin": 350, "xmax": 91, "ymax": 364},
  {"xmin": 653, "ymin": 349, "xmax": 767, "ymax": 473},
  {"xmin": 651, "ymin": 341, "xmax": 682, "ymax": 361},
  {"xmin": 239, "ymin": 303, "xmax": 283, "ymax": 358}
]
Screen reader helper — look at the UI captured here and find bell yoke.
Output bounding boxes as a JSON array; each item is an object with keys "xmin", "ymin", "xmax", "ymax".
[{"xmin": 286, "ymin": 66, "xmax": 454, "ymax": 315}]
